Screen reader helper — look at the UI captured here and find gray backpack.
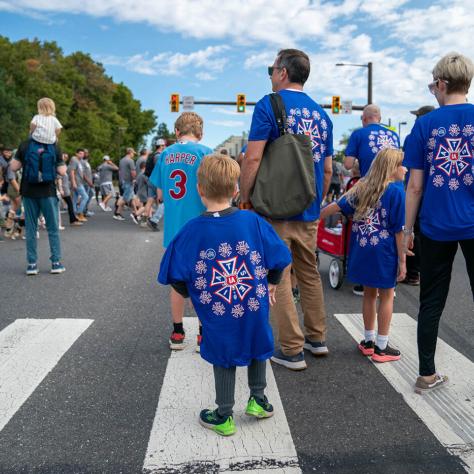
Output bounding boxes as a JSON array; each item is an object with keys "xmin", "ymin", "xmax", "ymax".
[{"xmin": 250, "ymin": 93, "xmax": 316, "ymax": 219}]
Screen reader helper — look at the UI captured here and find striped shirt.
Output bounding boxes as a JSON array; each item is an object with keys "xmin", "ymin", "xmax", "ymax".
[{"xmin": 31, "ymin": 114, "xmax": 62, "ymax": 144}]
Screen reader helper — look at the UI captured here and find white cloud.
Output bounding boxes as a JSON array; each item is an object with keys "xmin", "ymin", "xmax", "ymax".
[
  {"xmin": 95, "ymin": 45, "xmax": 230, "ymax": 76},
  {"xmin": 209, "ymin": 120, "xmax": 246, "ymax": 128},
  {"xmin": 211, "ymin": 107, "xmax": 252, "ymax": 116},
  {"xmin": 195, "ymin": 72, "xmax": 216, "ymax": 81}
]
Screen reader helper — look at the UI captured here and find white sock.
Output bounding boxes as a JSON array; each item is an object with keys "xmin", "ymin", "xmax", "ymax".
[
  {"xmin": 364, "ymin": 329, "xmax": 376, "ymax": 342},
  {"xmin": 376, "ymin": 334, "xmax": 389, "ymax": 350}
]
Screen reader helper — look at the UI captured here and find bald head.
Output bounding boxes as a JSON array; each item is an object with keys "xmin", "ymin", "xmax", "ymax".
[{"xmin": 362, "ymin": 104, "xmax": 381, "ymax": 126}]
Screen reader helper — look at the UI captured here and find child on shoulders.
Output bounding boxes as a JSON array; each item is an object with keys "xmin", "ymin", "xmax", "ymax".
[
  {"xmin": 30, "ymin": 98, "xmax": 62, "ymax": 145},
  {"xmin": 321, "ymin": 148, "xmax": 407, "ymax": 362},
  {"xmin": 158, "ymin": 154, "xmax": 291, "ymax": 436}
]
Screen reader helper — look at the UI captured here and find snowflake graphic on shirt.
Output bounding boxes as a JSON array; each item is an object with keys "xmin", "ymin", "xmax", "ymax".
[
  {"xmin": 250, "ymin": 251, "xmax": 261, "ymax": 265},
  {"xmin": 218, "ymin": 242, "xmax": 232, "ymax": 257},
  {"xmin": 247, "ymin": 298, "xmax": 260, "ymax": 312},
  {"xmin": 359, "ymin": 237, "xmax": 368, "ymax": 247},
  {"xmin": 433, "ymin": 175, "xmax": 445, "ymax": 187},
  {"xmin": 236, "ymin": 241, "xmax": 250, "ymax": 255},
  {"xmin": 449, "ymin": 124, "xmax": 460, "ymax": 136},
  {"xmin": 463, "ymin": 174, "xmax": 474, "ymax": 186},
  {"xmin": 462, "ymin": 124, "xmax": 474, "ymax": 136},
  {"xmin": 256, "ymin": 284, "xmax": 267, "ymax": 298},
  {"xmin": 380, "ymin": 230, "xmax": 389, "ymax": 239},
  {"xmin": 212, "ymin": 301, "xmax": 225, "ymax": 316},
  {"xmin": 231, "ymin": 304, "xmax": 245, "ymax": 319},
  {"xmin": 370, "ymin": 235, "xmax": 380, "ymax": 246},
  {"xmin": 255, "ymin": 266, "xmax": 268, "ymax": 280},
  {"xmin": 195, "ymin": 260, "xmax": 207, "ymax": 274},
  {"xmin": 199, "ymin": 291, "xmax": 212, "ymax": 304},
  {"xmin": 195, "ymin": 276, "xmax": 207, "ymax": 290},
  {"xmin": 448, "ymin": 178, "xmax": 460, "ymax": 191}
]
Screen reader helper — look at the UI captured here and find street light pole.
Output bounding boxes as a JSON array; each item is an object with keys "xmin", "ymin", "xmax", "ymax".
[
  {"xmin": 398, "ymin": 121, "xmax": 407, "ymax": 138},
  {"xmin": 335, "ymin": 62, "xmax": 373, "ymax": 105}
]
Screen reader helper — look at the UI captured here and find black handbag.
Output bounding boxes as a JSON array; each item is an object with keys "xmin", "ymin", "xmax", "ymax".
[{"xmin": 250, "ymin": 93, "xmax": 316, "ymax": 219}]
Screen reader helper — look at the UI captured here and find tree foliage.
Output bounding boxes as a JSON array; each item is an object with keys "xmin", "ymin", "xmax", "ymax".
[{"xmin": 0, "ymin": 36, "xmax": 156, "ymax": 168}]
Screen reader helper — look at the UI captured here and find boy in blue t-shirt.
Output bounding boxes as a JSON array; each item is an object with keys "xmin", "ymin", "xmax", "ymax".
[
  {"xmin": 159, "ymin": 155, "xmax": 291, "ymax": 436},
  {"xmin": 149, "ymin": 113, "xmax": 213, "ymax": 350}
]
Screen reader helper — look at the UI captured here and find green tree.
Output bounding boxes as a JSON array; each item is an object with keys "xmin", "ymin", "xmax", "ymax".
[{"xmin": 0, "ymin": 36, "xmax": 157, "ymax": 163}]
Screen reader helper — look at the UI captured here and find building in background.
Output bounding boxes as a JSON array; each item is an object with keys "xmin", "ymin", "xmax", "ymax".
[{"xmin": 214, "ymin": 132, "xmax": 248, "ymax": 158}]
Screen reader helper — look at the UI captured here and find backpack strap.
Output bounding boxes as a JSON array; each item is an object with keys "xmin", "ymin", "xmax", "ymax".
[{"xmin": 269, "ymin": 93, "xmax": 287, "ymax": 137}]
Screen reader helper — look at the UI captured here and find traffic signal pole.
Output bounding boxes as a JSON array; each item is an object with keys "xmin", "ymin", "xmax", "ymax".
[{"xmin": 171, "ymin": 99, "xmax": 365, "ymax": 111}]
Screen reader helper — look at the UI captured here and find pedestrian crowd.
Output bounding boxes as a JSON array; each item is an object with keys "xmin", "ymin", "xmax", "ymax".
[{"xmin": 1, "ymin": 49, "xmax": 473, "ymax": 438}]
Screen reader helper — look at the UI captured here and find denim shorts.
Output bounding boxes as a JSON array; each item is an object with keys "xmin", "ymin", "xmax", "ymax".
[
  {"xmin": 122, "ymin": 182, "xmax": 135, "ymax": 202},
  {"xmin": 147, "ymin": 181, "xmax": 157, "ymax": 199}
]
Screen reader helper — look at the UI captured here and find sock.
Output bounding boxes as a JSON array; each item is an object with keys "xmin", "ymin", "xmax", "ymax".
[
  {"xmin": 376, "ymin": 334, "xmax": 389, "ymax": 350},
  {"xmin": 364, "ymin": 329, "xmax": 376, "ymax": 342},
  {"xmin": 199, "ymin": 325, "xmax": 203, "ymax": 336},
  {"xmin": 173, "ymin": 322, "xmax": 184, "ymax": 334}
]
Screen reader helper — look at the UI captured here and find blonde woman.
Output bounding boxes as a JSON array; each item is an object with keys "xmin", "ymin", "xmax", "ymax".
[
  {"xmin": 30, "ymin": 97, "xmax": 62, "ymax": 145},
  {"xmin": 321, "ymin": 148, "xmax": 407, "ymax": 362}
]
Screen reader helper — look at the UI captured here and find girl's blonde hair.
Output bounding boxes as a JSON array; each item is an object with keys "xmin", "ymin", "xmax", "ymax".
[
  {"xmin": 345, "ymin": 148, "xmax": 404, "ymax": 221},
  {"xmin": 37, "ymin": 97, "xmax": 56, "ymax": 116}
]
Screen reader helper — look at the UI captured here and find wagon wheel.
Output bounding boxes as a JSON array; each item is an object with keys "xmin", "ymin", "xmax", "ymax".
[{"xmin": 328, "ymin": 258, "xmax": 344, "ymax": 290}]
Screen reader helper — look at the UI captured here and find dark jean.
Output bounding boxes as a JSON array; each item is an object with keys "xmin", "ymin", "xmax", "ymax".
[
  {"xmin": 418, "ymin": 233, "xmax": 474, "ymax": 376},
  {"xmin": 23, "ymin": 196, "xmax": 62, "ymax": 264}
]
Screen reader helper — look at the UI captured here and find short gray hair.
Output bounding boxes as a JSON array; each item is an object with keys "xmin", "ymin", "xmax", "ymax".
[{"xmin": 432, "ymin": 52, "xmax": 474, "ymax": 94}]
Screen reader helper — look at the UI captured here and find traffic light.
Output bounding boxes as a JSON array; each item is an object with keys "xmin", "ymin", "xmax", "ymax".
[
  {"xmin": 332, "ymin": 96, "xmax": 341, "ymax": 114},
  {"xmin": 237, "ymin": 94, "xmax": 246, "ymax": 113},
  {"xmin": 170, "ymin": 93, "xmax": 180, "ymax": 113}
]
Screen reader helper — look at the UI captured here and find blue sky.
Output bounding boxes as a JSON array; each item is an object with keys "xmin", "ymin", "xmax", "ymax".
[{"xmin": 1, "ymin": 0, "xmax": 472, "ymax": 151}]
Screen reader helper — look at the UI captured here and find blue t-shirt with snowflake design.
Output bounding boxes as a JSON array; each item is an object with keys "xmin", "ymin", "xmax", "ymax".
[
  {"xmin": 248, "ymin": 89, "xmax": 333, "ymax": 221},
  {"xmin": 158, "ymin": 210, "xmax": 292, "ymax": 368},
  {"xmin": 403, "ymin": 103, "xmax": 474, "ymax": 241},
  {"xmin": 149, "ymin": 141, "xmax": 213, "ymax": 247},
  {"xmin": 345, "ymin": 124, "xmax": 400, "ymax": 177},
  {"xmin": 337, "ymin": 183, "xmax": 405, "ymax": 289}
]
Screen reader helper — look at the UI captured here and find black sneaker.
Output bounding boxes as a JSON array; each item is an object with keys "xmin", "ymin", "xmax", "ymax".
[
  {"xmin": 358, "ymin": 339, "xmax": 375, "ymax": 356},
  {"xmin": 353, "ymin": 284, "xmax": 364, "ymax": 296},
  {"xmin": 372, "ymin": 344, "xmax": 401, "ymax": 363}
]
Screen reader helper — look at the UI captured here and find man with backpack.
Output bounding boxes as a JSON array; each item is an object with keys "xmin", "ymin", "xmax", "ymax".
[
  {"xmin": 10, "ymin": 139, "xmax": 67, "ymax": 275},
  {"xmin": 240, "ymin": 49, "xmax": 333, "ymax": 371}
]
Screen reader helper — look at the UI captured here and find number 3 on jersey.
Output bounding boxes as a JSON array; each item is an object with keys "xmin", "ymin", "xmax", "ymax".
[{"xmin": 169, "ymin": 169, "xmax": 187, "ymax": 199}]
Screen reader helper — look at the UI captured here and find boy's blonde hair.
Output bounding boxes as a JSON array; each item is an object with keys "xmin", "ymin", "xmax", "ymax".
[
  {"xmin": 346, "ymin": 148, "xmax": 404, "ymax": 221},
  {"xmin": 432, "ymin": 52, "xmax": 474, "ymax": 94},
  {"xmin": 37, "ymin": 97, "xmax": 56, "ymax": 116},
  {"xmin": 175, "ymin": 112, "xmax": 203, "ymax": 139},
  {"xmin": 198, "ymin": 154, "xmax": 240, "ymax": 200}
]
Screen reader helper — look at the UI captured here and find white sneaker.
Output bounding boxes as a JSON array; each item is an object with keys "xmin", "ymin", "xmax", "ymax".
[
  {"xmin": 105, "ymin": 206, "xmax": 113, "ymax": 212},
  {"xmin": 99, "ymin": 202, "xmax": 106, "ymax": 211}
]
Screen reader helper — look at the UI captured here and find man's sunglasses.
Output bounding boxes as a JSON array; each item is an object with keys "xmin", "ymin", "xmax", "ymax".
[{"xmin": 268, "ymin": 66, "xmax": 283, "ymax": 76}]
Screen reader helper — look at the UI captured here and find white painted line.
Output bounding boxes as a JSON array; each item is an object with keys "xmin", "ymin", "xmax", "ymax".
[
  {"xmin": 335, "ymin": 313, "xmax": 474, "ymax": 473},
  {"xmin": 0, "ymin": 318, "xmax": 93, "ymax": 433},
  {"xmin": 143, "ymin": 317, "xmax": 301, "ymax": 473}
]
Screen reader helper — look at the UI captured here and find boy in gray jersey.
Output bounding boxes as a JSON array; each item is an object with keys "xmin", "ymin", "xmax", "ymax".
[{"xmin": 98, "ymin": 156, "xmax": 118, "ymax": 211}]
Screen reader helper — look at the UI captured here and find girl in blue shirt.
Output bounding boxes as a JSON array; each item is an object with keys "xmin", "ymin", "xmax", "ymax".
[{"xmin": 321, "ymin": 149, "xmax": 407, "ymax": 362}]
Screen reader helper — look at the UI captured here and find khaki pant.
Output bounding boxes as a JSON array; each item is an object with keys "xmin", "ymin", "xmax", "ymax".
[{"xmin": 268, "ymin": 219, "xmax": 326, "ymax": 356}]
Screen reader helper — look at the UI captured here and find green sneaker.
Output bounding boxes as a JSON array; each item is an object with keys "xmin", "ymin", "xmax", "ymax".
[
  {"xmin": 199, "ymin": 409, "xmax": 236, "ymax": 436},
  {"xmin": 245, "ymin": 395, "xmax": 274, "ymax": 419}
]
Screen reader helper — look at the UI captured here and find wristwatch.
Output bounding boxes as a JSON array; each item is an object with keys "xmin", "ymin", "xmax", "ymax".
[{"xmin": 402, "ymin": 226, "xmax": 414, "ymax": 235}]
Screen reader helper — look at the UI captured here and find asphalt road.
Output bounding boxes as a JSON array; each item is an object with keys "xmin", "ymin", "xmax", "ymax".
[{"xmin": 0, "ymin": 203, "xmax": 472, "ymax": 474}]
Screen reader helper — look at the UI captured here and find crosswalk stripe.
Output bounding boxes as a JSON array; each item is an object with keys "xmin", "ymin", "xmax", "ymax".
[
  {"xmin": 142, "ymin": 317, "xmax": 301, "ymax": 473},
  {"xmin": 335, "ymin": 313, "xmax": 474, "ymax": 473},
  {"xmin": 0, "ymin": 318, "xmax": 93, "ymax": 433}
]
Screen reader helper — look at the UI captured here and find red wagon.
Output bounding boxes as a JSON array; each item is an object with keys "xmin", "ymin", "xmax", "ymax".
[{"xmin": 316, "ymin": 177, "xmax": 359, "ymax": 289}]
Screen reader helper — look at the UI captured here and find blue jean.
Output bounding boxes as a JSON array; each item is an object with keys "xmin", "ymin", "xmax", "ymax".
[
  {"xmin": 74, "ymin": 184, "xmax": 88, "ymax": 214},
  {"xmin": 150, "ymin": 203, "xmax": 164, "ymax": 223},
  {"xmin": 84, "ymin": 184, "xmax": 94, "ymax": 212},
  {"xmin": 23, "ymin": 197, "xmax": 61, "ymax": 264}
]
